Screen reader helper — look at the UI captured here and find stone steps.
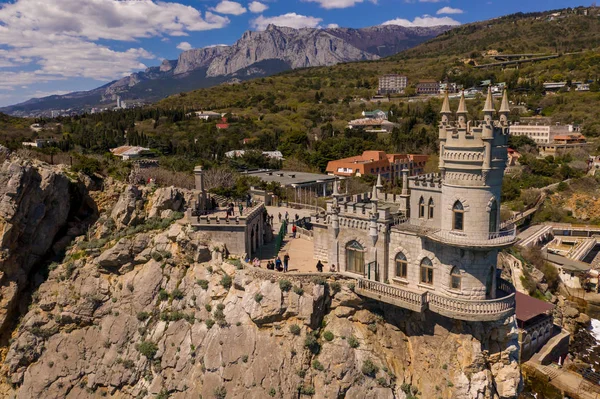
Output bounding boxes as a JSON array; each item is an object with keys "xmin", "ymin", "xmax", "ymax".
[{"xmin": 542, "ymin": 365, "xmax": 561, "ymax": 380}]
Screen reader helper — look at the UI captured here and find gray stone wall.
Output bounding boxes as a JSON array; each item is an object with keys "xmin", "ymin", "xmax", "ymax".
[
  {"xmin": 440, "ymin": 185, "xmax": 501, "ymax": 234},
  {"xmin": 388, "ymin": 230, "xmax": 499, "ymax": 300}
]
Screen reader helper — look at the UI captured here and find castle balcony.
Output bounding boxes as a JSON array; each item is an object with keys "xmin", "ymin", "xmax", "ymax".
[
  {"xmin": 394, "ymin": 218, "xmax": 518, "ymax": 249},
  {"xmin": 356, "ymin": 277, "xmax": 516, "ymax": 322}
]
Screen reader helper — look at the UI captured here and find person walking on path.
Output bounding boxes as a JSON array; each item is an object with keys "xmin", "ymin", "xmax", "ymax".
[
  {"xmin": 292, "ymin": 224, "xmax": 297, "ymax": 238},
  {"xmin": 283, "ymin": 253, "xmax": 290, "ymax": 272},
  {"xmin": 316, "ymin": 260, "xmax": 324, "ymax": 273},
  {"xmin": 238, "ymin": 204, "xmax": 243, "ymax": 216},
  {"xmin": 284, "ymin": 211, "xmax": 289, "ymax": 222},
  {"xmin": 278, "ymin": 212, "xmax": 282, "ymax": 223}
]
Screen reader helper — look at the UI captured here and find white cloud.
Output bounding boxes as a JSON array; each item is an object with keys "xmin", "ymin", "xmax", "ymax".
[
  {"xmin": 382, "ymin": 15, "xmax": 461, "ymax": 27},
  {"xmin": 248, "ymin": 1, "xmax": 269, "ymax": 13},
  {"xmin": 0, "ymin": 0, "xmax": 230, "ymax": 95},
  {"xmin": 177, "ymin": 42, "xmax": 193, "ymax": 51},
  {"xmin": 205, "ymin": 44, "xmax": 229, "ymax": 48},
  {"xmin": 303, "ymin": 0, "xmax": 377, "ymax": 9},
  {"xmin": 327, "ymin": 24, "xmax": 340, "ymax": 29},
  {"xmin": 437, "ymin": 6, "xmax": 463, "ymax": 15},
  {"xmin": 251, "ymin": 13, "xmax": 323, "ymax": 30},
  {"xmin": 211, "ymin": 1, "xmax": 247, "ymax": 16}
]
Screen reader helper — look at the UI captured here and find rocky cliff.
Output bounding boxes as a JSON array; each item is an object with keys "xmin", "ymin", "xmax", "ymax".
[
  {"xmin": 0, "ymin": 163, "xmax": 521, "ymax": 398},
  {"xmin": 0, "ymin": 156, "xmax": 96, "ymax": 338}
]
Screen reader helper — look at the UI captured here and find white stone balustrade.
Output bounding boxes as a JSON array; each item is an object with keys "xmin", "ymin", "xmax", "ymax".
[{"xmin": 356, "ymin": 277, "xmax": 516, "ymax": 322}]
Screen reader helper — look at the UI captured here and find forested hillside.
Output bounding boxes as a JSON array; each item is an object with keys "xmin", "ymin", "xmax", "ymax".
[{"xmin": 2, "ymin": 7, "xmax": 600, "ymax": 179}]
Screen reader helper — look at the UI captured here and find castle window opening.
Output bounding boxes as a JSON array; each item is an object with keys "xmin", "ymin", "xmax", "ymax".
[
  {"xmin": 453, "ymin": 201, "xmax": 464, "ymax": 231},
  {"xmin": 420, "ymin": 257, "xmax": 434, "ymax": 285},
  {"xmin": 450, "ymin": 266, "xmax": 462, "ymax": 290},
  {"xmin": 419, "ymin": 197, "xmax": 425, "ymax": 219},
  {"xmin": 346, "ymin": 241, "xmax": 365, "ymax": 275},
  {"xmin": 395, "ymin": 252, "xmax": 408, "ymax": 279},
  {"xmin": 428, "ymin": 198, "xmax": 435, "ymax": 219}
]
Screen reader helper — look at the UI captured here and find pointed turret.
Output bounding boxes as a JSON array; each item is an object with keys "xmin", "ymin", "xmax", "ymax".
[
  {"xmin": 499, "ymin": 89, "xmax": 510, "ymax": 126},
  {"xmin": 456, "ymin": 91, "xmax": 467, "ymax": 128},
  {"xmin": 440, "ymin": 91, "xmax": 451, "ymax": 124},
  {"xmin": 483, "ymin": 86, "xmax": 494, "ymax": 113},
  {"xmin": 376, "ymin": 173, "xmax": 383, "ymax": 188}
]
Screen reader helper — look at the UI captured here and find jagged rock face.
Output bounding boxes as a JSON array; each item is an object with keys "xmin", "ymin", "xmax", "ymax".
[
  {"xmin": 0, "ymin": 158, "xmax": 76, "ymax": 335},
  {"xmin": 172, "ymin": 46, "xmax": 229, "ymax": 76},
  {"xmin": 202, "ymin": 25, "xmax": 380, "ymax": 77},
  {"xmin": 0, "ymin": 181, "xmax": 521, "ymax": 399}
]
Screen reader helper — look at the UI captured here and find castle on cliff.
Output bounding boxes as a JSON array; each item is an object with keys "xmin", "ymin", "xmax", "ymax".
[{"xmin": 312, "ymin": 88, "xmax": 518, "ymax": 322}]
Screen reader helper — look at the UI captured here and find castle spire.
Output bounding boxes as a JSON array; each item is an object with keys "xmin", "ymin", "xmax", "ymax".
[
  {"xmin": 456, "ymin": 91, "xmax": 467, "ymax": 128},
  {"xmin": 440, "ymin": 90, "xmax": 451, "ymax": 124},
  {"xmin": 483, "ymin": 86, "xmax": 494, "ymax": 113},
  {"xmin": 499, "ymin": 89, "xmax": 510, "ymax": 125},
  {"xmin": 499, "ymin": 89, "xmax": 510, "ymax": 113}
]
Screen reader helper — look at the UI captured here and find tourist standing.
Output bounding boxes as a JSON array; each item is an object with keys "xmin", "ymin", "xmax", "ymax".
[
  {"xmin": 330, "ymin": 264, "xmax": 336, "ymax": 273},
  {"xmin": 316, "ymin": 260, "xmax": 323, "ymax": 273},
  {"xmin": 283, "ymin": 253, "xmax": 290, "ymax": 272},
  {"xmin": 292, "ymin": 224, "xmax": 297, "ymax": 238},
  {"xmin": 275, "ymin": 257, "xmax": 283, "ymax": 272},
  {"xmin": 239, "ymin": 203, "xmax": 243, "ymax": 215},
  {"xmin": 278, "ymin": 212, "xmax": 282, "ymax": 223}
]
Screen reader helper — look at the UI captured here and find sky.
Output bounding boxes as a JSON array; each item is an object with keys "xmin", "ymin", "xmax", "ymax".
[{"xmin": 0, "ymin": 0, "xmax": 588, "ymax": 107}]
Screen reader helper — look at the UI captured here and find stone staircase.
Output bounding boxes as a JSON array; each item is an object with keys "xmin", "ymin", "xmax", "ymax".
[{"xmin": 541, "ymin": 365, "xmax": 561, "ymax": 380}]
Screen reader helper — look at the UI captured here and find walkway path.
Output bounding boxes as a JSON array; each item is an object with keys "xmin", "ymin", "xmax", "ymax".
[{"xmin": 501, "ymin": 253, "xmax": 526, "ymax": 293}]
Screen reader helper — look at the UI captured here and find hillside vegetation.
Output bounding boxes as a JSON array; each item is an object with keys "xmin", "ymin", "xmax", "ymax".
[{"xmin": 2, "ymin": 8, "xmax": 600, "ymax": 179}]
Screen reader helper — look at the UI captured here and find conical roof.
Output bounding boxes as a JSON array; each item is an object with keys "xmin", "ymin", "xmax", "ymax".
[
  {"xmin": 376, "ymin": 173, "xmax": 383, "ymax": 188},
  {"xmin": 483, "ymin": 86, "xmax": 494, "ymax": 113},
  {"xmin": 499, "ymin": 89, "xmax": 510, "ymax": 113},
  {"xmin": 457, "ymin": 91, "xmax": 467, "ymax": 114},
  {"xmin": 440, "ymin": 91, "xmax": 451, "ymax": 114}
]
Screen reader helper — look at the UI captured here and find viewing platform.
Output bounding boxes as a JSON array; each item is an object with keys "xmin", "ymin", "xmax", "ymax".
[
  {"xmin": 356, "ymin": 277, "xmax": 516, "ymax": 322},
  {"xmin": 394, "ymin": 218, "xmax": 518, "ymax": 249}
]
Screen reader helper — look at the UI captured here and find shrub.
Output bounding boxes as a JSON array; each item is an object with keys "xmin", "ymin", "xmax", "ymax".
[
  {"xmin": 367, "ymin": 323, "xmax": 377, "ymax": 333},
  {"xmin": 136, "ymin": 341, "xmax": 158, "ymax": 359},
  {"xmin": 542, "ymin": 262, "xmax": 560, "ymax": 292},
  {"xmin": 304, "ymin": 332, "xmax": 320, "ymax": 354},
  {"xmin": 205, "ymin": 304, "xmax": 212, "ymax": 312},
  {"xmin": 254, "ymin": 293, "xmax": 263, "ymax": 303},
  {"xmin": 213, "ymin": 308, "xmax": 225, "ymax": 321},
  {"xmin": 171, "ymin": 288, "xmax": 184, "ymax": 300},
  {"xmin": 361, "ymin": 359, "xmax": 379, "ymax": 377},
  {"xmin": 137, "ymin": 312, "xmax": 150, "ymax": 321},
  {"xmin": 289, "ymin": 324, "xmax": 301, "ymax": 335},
  {"xmin": 298, "ymin": 385, "xmax": 315, "ymax": 396},
  {"xmin": 347, "ymin": 283, "xmax": 355, "ymax": 292},
  {"xmin": 72, "ymin": 154, "xmax": 101, "ymax": 176},
  {"xmin": 220, "ymin": 275, "xmax": 232, "ymax": 289},
  {"xmin": 323, "ymin": 331, "xmax": 334, "ymax": 341},
  {"xmin": 297, "ymin": 369, "xmax": 306, "ymax": 378},
  {"xmin": 197, "ymin": 279, "xmax": 209, "ymax": 290},
  {"xmin": 268, "ymin": 387, "xmax": 276, "ymax": 397},
  {"xmin": 377, "ymin": 377, "xmax": 388, "ymax": 387},
  {"xmin": 347, "ymin": 335, "xmax": 359, "ymax": 348},
  {"xmin": 293, "ymin": 286, "xmax": 304, "ymax": 296},
  {"xmin": 312, "ymin": 277, "xmax": 327, "ymax": 286},
  {"xmin": 279, "ymin": 279, "xmax": 292, "ymax": 292},
  {"xmin": 158, "ymin": 289, "xmax": 169, "ymax": 302},
  {"xmin": 205, "ymin": 319, "xmax": 215, "ymax": 329},
  {"xmin": 312, "ymin": 359, "xmax": 325, "ymax": 371},
  {"xmin": 242, "ymin": 355, "xmax": 248, "ymax": 363},
  {"xmin": 330, "ymin": 281, "xmax": 341, "ymax": 294},
  {"xmin": 156, "ymin": 389, "xmax": 170, "ymax": 399},
  {"xmin": 214, "ymin": 386, "xmax": 227, "ymax": 399}
]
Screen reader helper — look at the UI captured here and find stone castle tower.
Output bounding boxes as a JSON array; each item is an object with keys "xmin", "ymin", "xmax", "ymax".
[{"xmin": 438, "ymin": 88, "xmax": 510, "ymax": 236}]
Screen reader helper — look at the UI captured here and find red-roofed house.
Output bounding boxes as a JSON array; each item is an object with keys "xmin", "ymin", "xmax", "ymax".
[
  {"xmin": 325, "ymin": 151, "xmax": 429, "ymax": 181},
  {"xmin": 216, "ymin": 117, "xmax": 229, "ymax": 130}
]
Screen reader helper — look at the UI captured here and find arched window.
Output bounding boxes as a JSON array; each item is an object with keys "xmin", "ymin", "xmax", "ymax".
[
  {"xmin": 395, "ymin": 252, "xmax": 408, "ymax": 279},
  {"xmin": 453, "ymin": 201, "xmax": 464, "ymax": 231},
  {"xmin": 450, "ymin": 266, "xmax": 461, "ymax": 290},
  {"xmin": 420, "ymin": 258, "xmax": 434, "ymax": 285},
  {"xmin": 428, "ymin": 198, "xmax": 435, "ymax": 219},
  {"xmin": 346, "ymin": 241, "xmax": 365, "ymax": 275},
  {"xmin": 418, "ymin": 197, "xmax": 425, "ymax": 218}
]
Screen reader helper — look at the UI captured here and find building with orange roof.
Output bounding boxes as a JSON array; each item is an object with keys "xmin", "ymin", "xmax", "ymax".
[{"xmin": 325, "ymin": 150, "xmax": 429, "ymax": 181}]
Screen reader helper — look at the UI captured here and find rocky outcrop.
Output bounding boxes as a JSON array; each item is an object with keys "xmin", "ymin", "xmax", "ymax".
[
  {"xmin": 0, "ymin": 174, "xmax": 520, "ymax": 398},
  {"xmin": 0, "ymin": 157, "xmax": 94, "ymax": 336}
]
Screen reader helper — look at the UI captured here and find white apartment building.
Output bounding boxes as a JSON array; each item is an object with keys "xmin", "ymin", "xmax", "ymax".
[
  {"xmin": 378, "ymin": 74, "xmax": 407, "ymax": 94},
  {"xmin": 509, "ymin": 123, "xmax": 575, "ymax": 144}
]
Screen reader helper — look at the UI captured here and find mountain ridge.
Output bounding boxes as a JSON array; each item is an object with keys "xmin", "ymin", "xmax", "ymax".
[{"xmin": 1, "ymin": 24, "xmax": 449, "ymax": 116}]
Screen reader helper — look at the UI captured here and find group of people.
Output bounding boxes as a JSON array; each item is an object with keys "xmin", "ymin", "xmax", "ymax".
[
  {"xmin": 258, "ymin": 254, "xmax": 291, "ymax": 273},
  {"xmin": 316, "ymin": 260, "xmax": 336, "ymax": 273},
  {"xmin": 226, "ymin": 202, "xmax": 244, "ymax": 217}
]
